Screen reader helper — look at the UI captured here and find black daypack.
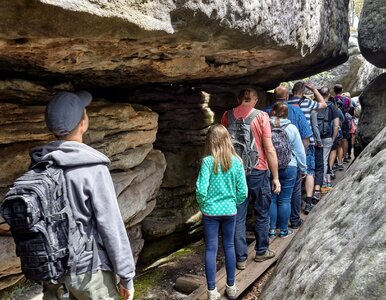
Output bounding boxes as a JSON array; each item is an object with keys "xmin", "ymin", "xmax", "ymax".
[
  {"xmin": 227, "ymin": 109, "xmax": 261, "ymax": 175},
  {"xmin": 1, "ymin": 162, "xmax": 89, "ymax": 283},
  {"xmin": 317, "ymin": 105, "xmax": 333, "ymax": 138},
  {"xmin": 270, "ymin": 123, "xmax": 292, "ymax": 169}
]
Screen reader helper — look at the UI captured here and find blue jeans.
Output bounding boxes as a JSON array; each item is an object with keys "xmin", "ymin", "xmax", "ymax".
[
  {"xmin": 203, "ymin": 215, "xmax": 236, "ymax": 290},
  {"xmin": 269, "ymin": 166, "xmax": 297, "ymax": 232},
  {"xmin": 235, "ymin": 169, "xmax": 271, "ymax": 259},
  {"xmin": 290, "ymin": 170, "xmax": 302, "ymax": 227}
]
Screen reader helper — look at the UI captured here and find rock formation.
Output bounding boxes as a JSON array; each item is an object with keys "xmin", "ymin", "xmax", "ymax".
[
  {"xmin": 355, "ymin": 73, "xmax": 386, "ymax": 154},
  {"xmin": 358, "ymin": 0, "xmax": 386, "ymax": 68},
  {"xmin": 261, "ymin": 125, "xmax": 386, "ymax": 300},
  {"xmin": 355, "ymin": 0, "xmax": 386, "ymax": 155},
  {"xmin": 0, "ymin": 0, "xmax": 349, "ymax": 90}
]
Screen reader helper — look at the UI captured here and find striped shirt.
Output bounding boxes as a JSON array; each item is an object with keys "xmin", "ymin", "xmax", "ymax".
[{"xmin": 288, "ymin": 97, "xmax": 320, "ymax": 145}]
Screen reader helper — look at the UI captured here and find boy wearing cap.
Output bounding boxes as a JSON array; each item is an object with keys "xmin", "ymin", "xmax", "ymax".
[{"xmin": 31, "ymin": 91, "xmax": 135, "ymax": 300}]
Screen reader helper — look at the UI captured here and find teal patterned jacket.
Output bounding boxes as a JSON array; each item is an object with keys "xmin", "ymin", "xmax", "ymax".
[{"xmin": 196, "ymin": 155, "xmax": 248, "ymax": 216}]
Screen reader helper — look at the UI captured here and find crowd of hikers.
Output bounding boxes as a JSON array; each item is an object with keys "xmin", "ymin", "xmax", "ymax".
[
  {"xmin": 195, "ymin": 82, "xmax": 359, "ymax": 299},
  {"xmin": 0, "ymin": 83, "xmax": 359, "ymax": 300}
]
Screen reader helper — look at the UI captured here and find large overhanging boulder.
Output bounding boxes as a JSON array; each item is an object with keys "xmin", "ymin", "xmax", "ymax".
[
  {"xmin": 358, "ymin": 0, "xmax": 386, "ymax": 68},
  {"xmin": 261, "ymin": 125, "xmax": 386, "ymax": 300},
  {"xmin": 0, "ymin": 0, "xmax": 350, "ymax": 91},
  {"xmin": 355, "ymin": 73, "xmax": 386, "ymax": 155}
]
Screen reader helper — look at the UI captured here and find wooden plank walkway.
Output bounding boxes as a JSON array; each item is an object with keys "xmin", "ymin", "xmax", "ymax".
[{"xmin": 186, "ymin": 229, "xmax": 298, "ymax": 299}]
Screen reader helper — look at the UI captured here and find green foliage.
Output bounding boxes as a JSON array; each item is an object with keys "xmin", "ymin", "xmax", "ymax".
[
  {"xmin": 134, "ymin": 268, "xmax": 166, "ymax": 298},
  {"xmin": 6, "ymin": 280, "xmax": 37, "ymax": 299}
]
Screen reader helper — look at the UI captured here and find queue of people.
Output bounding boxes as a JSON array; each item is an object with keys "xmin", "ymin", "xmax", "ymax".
[{"xmin": 196, "ymin": 83, "xmax": 358, "ymax": 299}]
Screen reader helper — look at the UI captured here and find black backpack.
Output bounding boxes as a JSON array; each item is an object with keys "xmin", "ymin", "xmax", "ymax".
[
  {"xmin": 270, "ymin": 123, "xmax": 292, "ymax": 169},
  {"xmin": 227, "ymin": 109, "xmax": 261, "ymax": 175},
  {"xmin": 317, "ymin": 105, "xmax": 333, "ymax": 138},
  {"xmin": 0, "ymin": 161, "xmax": 90, "ymax": 283}
]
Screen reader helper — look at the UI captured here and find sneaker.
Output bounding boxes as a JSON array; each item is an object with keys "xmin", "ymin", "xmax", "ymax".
[
  {"xmin": 268, "ymin": 229, "xmax": 276, "ymax": 238},
  {"xmin": 338, "ymin": 164, "xmax": 344, "ymax": 171},
  {"xmin": 236, "ymin": 260, "xmax": 246, "ymax": 270},
  {"xmin": 279, "ymin": 229, "xmax": 294, "ymax": 238},
  {"xmin": 254, "ymin": 249, "xmax": 275, "ymax": 262},
  {"xmin": 225, "ymin": 284, "xmax": 238, "ymax": 300},
  {"xmin": 207, "ymin": 287, "xmax": 221, "ymax": 300},
  {"xmin": 304, "ymin": 202, "xmax": 313, "ymax": 215},
  {"xmin": 312, "ymin": 191, "xmax": 321, "ymax": 204},
  {"xmin": 330, "ymin": 170, "xmax": 336, "ymax": 179},
  {"xmin": 343, "ymin": 157, "xmax": 350, "ymax": 163}
]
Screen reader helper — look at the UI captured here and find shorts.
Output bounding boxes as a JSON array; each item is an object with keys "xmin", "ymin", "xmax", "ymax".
[
  {"xmin": 306, "ymin": 145, "xmax": 315, "ymax": 175},
  {"xmin": 342, "ymin": 128, "xmax": 351, "ymax": 140},
  {"xmin": 331, "ymin": 139, "xmax": 338, "ymax": 151}
]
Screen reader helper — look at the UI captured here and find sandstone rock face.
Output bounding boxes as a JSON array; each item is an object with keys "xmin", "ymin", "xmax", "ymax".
[
  {"xmin": 0, "ymin": 95, "xmax": 166, "ymax": 289},
  {"xmin": 0, "ymin": 0, "xmax": 349, "ymax": 90},
  {"xmin": 358, "ymin": 0, "xmax": 386, "ymax": 68},
  {"xmin": 355, "ymin": 73, "xmax": 386, "ymax": 154},
  {"xmin": 304, "ymin": 34, "xmax": 384, "ymax": 96},
  {"xmin": 261, "ymin": 126, "xmax": 386, "ymax": 300}
]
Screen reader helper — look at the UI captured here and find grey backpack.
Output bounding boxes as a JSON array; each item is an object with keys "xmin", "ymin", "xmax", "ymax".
[
  {"xmin": 1, "ymin": 161, "xmax": 90, "ymax": 283},
  {"xmin": 270, "ymin": 123, "xmax": 292, "ymax": 169},
  {"xmin": 227, "ymin": 109, "xmax": 261, "ymax": 175}
]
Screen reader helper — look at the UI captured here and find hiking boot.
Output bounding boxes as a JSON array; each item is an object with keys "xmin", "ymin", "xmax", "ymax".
[
  {"xmin": 225, "ymin": 284, "xmax": 238, "ymax": 300},
  {"xmin": 207, "ymin": 287, "xmax": 221, "ymax": 300},
  {"xmin": 268, "ymin": 228, "xmax": 276, "ymax": 238},
  {"xmin": 312, "ymin": 191, "xmax": 321, "ymax": 204},
  {"xmin": 279, "ymin": 229, "xmax": 294, "ymax": 238},
  {"xmin": 236, "ymin": 260, "xmax": 246, "ymax": 270},
  {"xmin": 254, "ymin": 249, "xmax": 275, "ymax": 262},
  {"xmin": 304, "ymin": 202, "xmax": 313, "ymax": 215}
]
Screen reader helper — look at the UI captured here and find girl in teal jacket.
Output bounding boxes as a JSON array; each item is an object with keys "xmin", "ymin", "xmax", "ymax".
[{"xmin": 196, "ymin": 124, "xmax": 247, "ymax": 300}]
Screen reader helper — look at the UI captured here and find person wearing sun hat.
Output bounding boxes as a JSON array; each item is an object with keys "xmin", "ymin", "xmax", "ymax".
[{"xmin": 30, "ymin": 90, "xmax": 136, "ymax": 300}]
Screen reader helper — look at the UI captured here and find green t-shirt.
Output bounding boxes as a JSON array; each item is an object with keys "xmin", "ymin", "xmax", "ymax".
[{"xmin": 196, "ymin": 155, "xmax": 248, "ymax": 216}]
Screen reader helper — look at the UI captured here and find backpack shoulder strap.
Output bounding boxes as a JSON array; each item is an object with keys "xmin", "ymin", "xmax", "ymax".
[
  {"xmin": 244, "ymin": 109, "xmax": 261, "ymax": 125},
  {"xmin": 227, "ymin": 109, "xmax": 237, "ymax": 124}
]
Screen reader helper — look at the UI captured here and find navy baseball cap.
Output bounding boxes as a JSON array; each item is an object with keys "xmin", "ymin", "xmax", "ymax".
[{"xmin": 45, "ymin": 91, "xmax": 92, "ymax": 136}]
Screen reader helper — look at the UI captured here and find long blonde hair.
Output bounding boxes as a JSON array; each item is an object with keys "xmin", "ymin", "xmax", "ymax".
[{"xmin": 204, "ymin": 124, "xmax": 237, "ymax": 174}]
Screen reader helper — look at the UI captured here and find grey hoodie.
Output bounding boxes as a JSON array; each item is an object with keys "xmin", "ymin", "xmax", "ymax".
[{"xmin": 31, "ymin": 140, "xmax": 135, "ymax": 289}]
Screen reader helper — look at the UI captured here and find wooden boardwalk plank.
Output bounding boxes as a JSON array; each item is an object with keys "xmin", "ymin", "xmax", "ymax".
[{"xmin": 187, "ymin": 230, "xmax": 297, "ymax": 299}]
